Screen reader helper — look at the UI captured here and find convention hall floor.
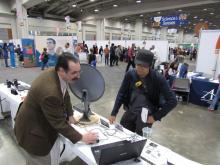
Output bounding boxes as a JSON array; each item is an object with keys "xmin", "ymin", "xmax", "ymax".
[{"xmin": 0, "ymin": 60, "xmax": 220, "ymax": 165}]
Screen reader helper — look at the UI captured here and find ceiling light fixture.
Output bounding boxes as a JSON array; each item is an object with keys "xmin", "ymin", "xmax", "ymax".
[
  {"xmin": 72, "ymin": 4, "xmax": 77, "ymax": 7},
  {"xmin": 178, "ymin": 9, "xmax": 182, "ymax": 12},
  {"xmin": 80, "ymin": 9, "xmax": 83, "ymax": 12},
  {"xmin": 94, "ymin": 9, "xmax": 99, "ymax": 12},
  {"xmin": 203, "ymin": 8, "xmax": 207, "ymax": 11},
  {"xmin": 90, "ymin": 0, "xmax": 95, "ymax": 2},
  {"xmin": 157, "ymin": 11, "xmax": 161, "ymax": 14},
  {"xmin": 210, "ymin": 12, "xmax": 214, "ymax": 15},
  {"xmin": 136, "ymin": 0, "xmax": 141, "ymax": 3},
  {"xmin": 113, "ymin": 4, "xmax": 118, "ymax": 7},
  {"xmin": 193, "ymin": 16, "xmax": 198, "ymax": 19},
  {"xmin": 200, "ymin": 18, "xmax": 204, "ymax": 21},
  {"xmin": 140, "ymin": 14, "xmax": 143, "ymax": 17},
  {"xmin": 125, "ymin": 18, "xmax": 128, "ymax": 21}
]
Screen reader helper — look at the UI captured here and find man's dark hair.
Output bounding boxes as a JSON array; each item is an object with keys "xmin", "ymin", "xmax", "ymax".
[
  {"xmin": 55, "ymin": 52, "xmax": 79, "ymax": 72},
  {"xmin": 47, "ymin": 38, "xmax": 56, "ymax": 44}
]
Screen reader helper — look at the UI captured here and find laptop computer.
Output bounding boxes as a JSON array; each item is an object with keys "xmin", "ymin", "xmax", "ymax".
[{"xmin": 91, "ymin": 139, "xmax": 147, "ymax": 165}]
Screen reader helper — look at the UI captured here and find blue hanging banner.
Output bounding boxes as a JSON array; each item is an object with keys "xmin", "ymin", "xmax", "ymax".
[{"xmin": 153, "ymin": 14, "xmax": 188, "ymax": 27}]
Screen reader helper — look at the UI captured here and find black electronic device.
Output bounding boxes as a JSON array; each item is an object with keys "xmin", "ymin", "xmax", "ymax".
[
  {"xmin": 69, "ymin": 64, "xmax": 105, "ymax": 122},
  {"xmin": 115, "ymin": 123, "xmax": 123, "ymax": 132},
  {"xmin": 91, "ymin": 139, "xmax": 147, "ymax": 165},
  {"xmin": 100, "ymin": 119, "xmax": 110, "ymax": 128},
  {"xmin": 11, "ymin": 89, "xmax": 18, "ymax": 95},
  {"xmin": 13, "ymin": 79, "xmax": 19, "ymax": 87},
  {"xmin": 6, "ymin": 80, "xmax": 12, "ymax": 88}
]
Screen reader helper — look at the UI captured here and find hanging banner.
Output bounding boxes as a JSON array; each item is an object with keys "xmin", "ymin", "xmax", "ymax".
[
  {"xmin": 21, "ymin": 38, "xmax": 36, "ymax": 67},
  {"xmin": 153, "ymin": 14, "xmax": 188, "ymax": 27}
]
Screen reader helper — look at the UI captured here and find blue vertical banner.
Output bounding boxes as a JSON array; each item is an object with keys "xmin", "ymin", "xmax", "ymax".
[
  {"xmin": 8, "ymin": 42, "xmax": 16, "ymax": 68},
  {"xmin": 21, "ymin": 38, "xmax": 36, "ymax": 67}
]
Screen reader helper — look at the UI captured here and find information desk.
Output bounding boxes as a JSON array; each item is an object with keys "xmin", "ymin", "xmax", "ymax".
[{"xmin": 0, "ymin": 82, "xmax": 201, "ymax": 165}]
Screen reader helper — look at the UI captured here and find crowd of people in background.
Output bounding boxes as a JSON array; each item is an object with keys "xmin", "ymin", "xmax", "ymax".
[
  {"xmin": 0, "ymin": 43, "xmax": 24, "ymax": 67},
  {"xmin": 169, "ymin": 47, "xmax": 197, "ymax": 61},
  {"xmin": 0, "ymin": 41, "xmax": 193, "ymax": 81},
  {"xmin": 0, "ymin": 41, "xmax": 195, "ymax": 79}
]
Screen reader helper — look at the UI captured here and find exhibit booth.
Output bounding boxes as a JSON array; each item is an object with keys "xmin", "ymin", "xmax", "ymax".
[{"xmin": 196, "ymin": 30, "xmax": 220, "ymax": 79}]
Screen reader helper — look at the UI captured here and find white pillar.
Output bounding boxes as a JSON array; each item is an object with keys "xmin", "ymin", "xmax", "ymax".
[
  {"xmin": 16, "ymin": 0, "xmax": 29, "ymax": 38},
  {"xmin": 96, "ymin": 19, "xmax": 105, "ymax": 40},
  {"xmin": 160, "ymin": 27, "xmax": 167, "ymax": 40},
  {"xmin": 178, "ymin": 30, "xmax": 184, "ymax": 43},
  {"xmin": 135, "ymin": 19, "xmax": 143, "ymax": 40}
]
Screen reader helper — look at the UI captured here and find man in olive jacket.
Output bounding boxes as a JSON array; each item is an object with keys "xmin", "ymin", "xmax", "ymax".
[{"xmin": 14, "ymin": 53, "xmax": 98, "ymax": 165}]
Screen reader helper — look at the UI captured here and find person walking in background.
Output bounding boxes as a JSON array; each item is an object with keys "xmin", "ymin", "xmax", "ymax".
[
  {"xmin": 208, "ymin": 74, "xmax": 220, "ymax": 111},
  {"xmin": 125, "ymin": 44, "xmax": 136, "ymax": 72},
  {"xmin": 99, "ymin": 46, "xmax": 104, "ymax": 63},
  {"xmin": 15, "ymin": 44, "xmax": 24, "ymax": 66},
  {"xmin": 88, "ymin": 48, "xmax": 96, "ymax": 67},
  {"xmin": 110, "ymin": 43, "xmax": 115, "ymax": 67},
  {"xmin": 84, "ymin": 44, "xmax": 89, "ymax": 55},
  {"xmin": 115, "ymin": 45, "xmax": 122, "ymax": 66},
  {"xmin": 192, "ymin": 48, "xmax": 197, "ymax": 60},
  {"xmin": 3, "ymin": 43, "xmax": 9, "ymax": 67},
  {"xmin": 150, "ymin": 45, "xmax": 158, "ymax": 69},
  {"xmin": 63, "ymin": 43, "xmax": 71, "ymax": 53},
  {"xmin": 41, "ymin": 48, "xmax": 49, "ymax": 70},
  {"xmin": 178, "ymin": 63, "xmax": 189, "ymax": 78},
  {"xmin": 93, "ymin": 44, "xmax": 98, "ymax": 55},
  {"xmin": 104, "ymin": 45, "xmax": 110, "ymax": 66}
]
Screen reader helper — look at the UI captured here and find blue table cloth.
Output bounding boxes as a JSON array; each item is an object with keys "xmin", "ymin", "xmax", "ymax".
[{"xmin": 189, "ymin": 78, "xmax": 219, "ymax": 107}]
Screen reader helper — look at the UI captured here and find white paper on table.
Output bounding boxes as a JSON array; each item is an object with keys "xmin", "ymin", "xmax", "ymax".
[
  {"xmin": 141, "ymin": 141, "xmax": 171, "ymax": 165},
  {"xmin": 167, "ymin": 151, "xmax": 202, "ymax": 165},
  {"xmin": 141, "ymin": 107, "xmax": 148, "ymax": 123}
]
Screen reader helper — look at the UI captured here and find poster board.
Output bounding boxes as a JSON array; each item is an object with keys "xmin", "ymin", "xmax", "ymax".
[
  {"xmin": 21, "ymin": 38, "xmax": 36, "ymax": 67},
  {"xmin": 196, "ymin": 30, "xmax": 220, "ymax": 79},
  {"xmin": 35, "ymin": 36, "xmax": 74, "ymax": 66}
]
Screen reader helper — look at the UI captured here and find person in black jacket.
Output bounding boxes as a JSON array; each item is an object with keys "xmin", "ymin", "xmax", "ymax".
[
  {"xmin": 110, "ymin": 43, "xmax": 115, "ymax": 66},
  {"xmin": 109, "ymin": 50, "xmax": 177, "ymax": 135}
]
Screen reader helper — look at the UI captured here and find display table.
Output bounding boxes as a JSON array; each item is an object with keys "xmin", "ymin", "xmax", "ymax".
[
  {"xmin": 0, "ymin": 82, "xmax": 201, "ymax": 165},
  {"xmin": 0, "ymin": 82, "xmax": 29, "ymax": 124},
  {"xmin": 189, "ymin": 77, "xmax": 219, "ymax": 106}
]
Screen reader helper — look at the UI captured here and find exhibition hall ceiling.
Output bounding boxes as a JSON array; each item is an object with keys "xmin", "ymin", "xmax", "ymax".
[{"xmin": 27, "ymin": 0, "xmax": 220, "ymax": 32}]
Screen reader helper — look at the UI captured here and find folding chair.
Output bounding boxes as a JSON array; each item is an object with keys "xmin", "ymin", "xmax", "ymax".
[{"xmin": 172, "ymin": 78, "xmax": 190, "ymax": 104}]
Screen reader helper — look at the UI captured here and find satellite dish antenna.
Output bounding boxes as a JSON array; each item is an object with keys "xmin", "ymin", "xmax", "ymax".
[{"xmin": 69, "ymin": 64, "xmax": 105, "ymax": 122}]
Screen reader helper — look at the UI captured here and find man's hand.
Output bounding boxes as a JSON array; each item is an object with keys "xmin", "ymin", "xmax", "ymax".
[
  {"xmin": 108, "ymin": 116, "xmax": 116, "ymax": 124},
  {"xmin": 147, "ymin": 116, "xmax": 155, "ymax": 124},
  {"xmin": 81, "ymin": 132, "xmax": 99, "ymax": 144},
  {"xmin": 68, "ymin": 116, "xmax": 79, "ymax": 125}
]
